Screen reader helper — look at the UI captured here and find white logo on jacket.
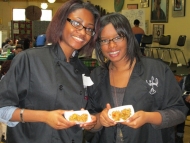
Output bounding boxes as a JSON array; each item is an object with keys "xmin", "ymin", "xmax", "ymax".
[{"xmin": 146, "ymin": 76, "xmax": 158, "ymax": 95}]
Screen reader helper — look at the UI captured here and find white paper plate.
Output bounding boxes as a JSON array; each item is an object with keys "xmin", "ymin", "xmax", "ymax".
[
  {"xmin": 108, "ymin": 105, "xmax": 134, "ymax": 122},
  {"xmin": 64, "ymin": 110, "xmax": 92, "ymax": 124}
]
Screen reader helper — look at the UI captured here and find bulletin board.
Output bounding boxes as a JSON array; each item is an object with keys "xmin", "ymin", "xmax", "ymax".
[
  {"xmin": 32, "ymin": 21, "xmax": 50, "ymax": 38},
  {"xmin": 122, "ymin": 9, "xmax": 146, "ymax": 33},
  {"xmin": 11, "ymin": 20, "xmax": 32, "ymax": 43}
]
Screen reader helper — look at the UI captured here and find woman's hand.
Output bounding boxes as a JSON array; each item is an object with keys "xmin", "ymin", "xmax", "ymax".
[
  {"xmin": 121, "ymin": 110, "xmax": 148, "ymax": 128},
  {"xmin": 99, "ymin": 103, "xmax": 116, "ymax": 127},
  {"xmin": 185, "ymin": 95, "xmax": 190, "ymax": 103},
  {"xmin": 45, "ymin": 110, "xmax": 76, "ymax": 130},
  {"xmin": 80, "ymin": 115, "xmax": 97, "ymax": 130},
  {"xmin": 121, "ymin": 110, "xmax": 162, "ymax": 129}
]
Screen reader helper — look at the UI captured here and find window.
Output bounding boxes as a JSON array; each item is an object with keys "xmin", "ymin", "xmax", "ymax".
[
  {"xmin": 13, "ymin": 9, "xmax": 25, "ymax": 21},
  {"xmin": 13, "ymin": 9, "xmax": 52, "ymax": 21},
  {"xmin": 41, "ymin": 10, "xmax": 52, "ymax": 21}
]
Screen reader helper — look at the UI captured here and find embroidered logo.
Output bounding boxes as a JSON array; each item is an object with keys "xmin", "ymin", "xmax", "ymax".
[{"xmin": 146, "ymin": 76, "xmax": 158, "ymax": 95}]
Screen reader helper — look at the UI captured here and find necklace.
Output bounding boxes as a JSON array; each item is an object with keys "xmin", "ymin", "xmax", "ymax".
[
  {"xmin": 111, "ymin": 69, "xmax": 118, "ymax": 106},
  {"xmin": 111, "ymin": 68, "xmax": 132, "ymax": 143},
  {"xmin": 110, "ymin": 64, "xmax": 134, "ymax": 143}
]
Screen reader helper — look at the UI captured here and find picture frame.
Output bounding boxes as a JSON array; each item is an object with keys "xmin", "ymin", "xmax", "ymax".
[
  {"xmin": 153, "ymin": 24, "xmax": 164, "ymax": 42},
  {"xmin": 140, "ymin": 0, "xmax": 149, "ymax": 8},
  {"xmin": 127, "ymin": 4, "xmax": 138, "ymax": 10},
  {"xmin": 172, "ymin": 0, "xmax": 186, "ymax": 17},
  {"xmin": 150, "ymin": 0, "xmax": 169, "ymax": 23}
]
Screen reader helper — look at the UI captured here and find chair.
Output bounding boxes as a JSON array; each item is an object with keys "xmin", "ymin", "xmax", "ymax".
[
  {"xmin": 140, "ymin": 34, "xmax": 153, "ymax": 57},
  {"xmin": 134, "ymin": 34, "xmax": 144, "ymax": 56},
  {"xmin": 151, "ymin": 35, "xmax": 172, "ymax": 65},
  {"xmin": 171, "ymin": 35, "xmax": 187, "ymax": 66},
  {"xmin": 79, "ymin": 57, "xmax": 99, "ymax": 72},
  {"xmin": 36, "ymin": 34, "xmax": 46, "ymax": 47}
]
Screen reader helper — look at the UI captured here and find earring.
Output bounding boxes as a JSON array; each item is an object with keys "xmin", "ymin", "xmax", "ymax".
[{"xmin": 104, "ymin": 57, "xmax": 109, "ymax": 63}]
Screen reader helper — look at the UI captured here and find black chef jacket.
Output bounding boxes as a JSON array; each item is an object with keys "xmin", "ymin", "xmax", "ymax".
[
  {"xmin": 0, "ymin": 44, "xmax": 90, "ymax": 143},
  {"xmin": 87, "ymin": 57, "xmax": 188, "ymax": 143}
]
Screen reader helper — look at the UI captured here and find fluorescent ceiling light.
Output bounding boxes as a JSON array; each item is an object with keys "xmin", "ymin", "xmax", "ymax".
[
  {"xmin": 41, "ymin": 3, "xmax": 48, "ymax": 9},
  {"xmin": 48, "ymin": 0, "xmax": 56, "ymax": 3}
]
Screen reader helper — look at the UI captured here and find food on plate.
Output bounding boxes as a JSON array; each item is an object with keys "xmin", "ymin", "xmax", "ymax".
[
  {"xmin": 64, "ymin": 110, "xmax": 92, "ymax": 124},
  {"xmin": 120, "ymin": 108, "xmax": 131, "ymax": 120},
  {"xmin": 111, "ymin": 110, "xmax": 121, "ymax": 121},
  {"xmin": 69, "ymin": 113, "xmax": 88, "ymax": 122},
  {"xmin": 111, "ymin": 108, "xmax": 131, "ymax": 121}
]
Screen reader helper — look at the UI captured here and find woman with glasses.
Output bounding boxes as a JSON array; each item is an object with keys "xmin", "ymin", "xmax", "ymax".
[
  {"xmin": 86, "ymin": 13, "xmax": 187, "ymax": 143},
  {"xmin": 0, "ymin": 0, "xmax": 100, "ymax": 143}
]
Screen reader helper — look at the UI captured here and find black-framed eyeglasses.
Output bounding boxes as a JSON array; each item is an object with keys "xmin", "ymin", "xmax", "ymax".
[
  {"xmin": 67, "ymin": 18, "xmax": 95, "ymax": 36},
  {"xmin": 99, "ymin": 35, "xmax": 125, "ymax": 45}
]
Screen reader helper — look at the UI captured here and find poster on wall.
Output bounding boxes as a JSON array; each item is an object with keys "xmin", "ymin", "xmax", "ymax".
[
  {"xmin": 121, "ymin": 9, "xmax": 146, "ymax": 33},
  {"xmin": 127, "ymin": 4, "xmax": 138, "ymax": 9},
  {"xmin": 172, "ymin": 0, "xmax": 186, "ymax": 17},
  {"xmin": 150, "ymin": 0, "xmax": 169, "ymax": 23},
  {"xmin": 153, "ymin": 24, "xmax": 164, "ymax": 42},
  {"xmin": 11, "ymin": 20, "xmax": 32, "ymax": 43},
  {"xmin": 13, "ymin": 23, "xmax": 19, "ymax": 29},
  {"xmin": 13, "ymin": 29, "xmax": 19, "ymax": 34}
]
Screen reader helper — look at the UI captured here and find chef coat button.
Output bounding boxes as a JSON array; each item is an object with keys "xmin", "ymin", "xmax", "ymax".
[
  {"xmin": 80, "ymin": 90, "xmax": 83, "ymax": 95},
  {"xmin": 57, "ymin": 61, "xmax": 60, "ymax": 66},
  {"xmin": 59, "ymin": 85, "xmax": 63, "ymax": 90},
  {"xmin": 74, "ymin": 69, "xmax": 79, "ymax": 73}
]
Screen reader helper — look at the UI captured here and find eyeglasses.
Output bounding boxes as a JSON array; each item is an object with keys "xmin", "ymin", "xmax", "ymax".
[
  {"xmin": 67, "ymin": 18, "xmax": 95, "ymax": 36},
  {"xmin": 99, "ymin": 35, "xmax": 125, "ymax": 45}
]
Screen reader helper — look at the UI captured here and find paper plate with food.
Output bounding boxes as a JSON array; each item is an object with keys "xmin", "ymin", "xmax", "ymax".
[
  {"xmin": 108, "ymin": 105, "xmax": 134, "ymax": 122},
  {"xmin": 64, "ymin": 110, "xmax": 92, "ymax": 124}
]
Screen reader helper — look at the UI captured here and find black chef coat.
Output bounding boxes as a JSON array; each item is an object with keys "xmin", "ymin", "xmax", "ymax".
[{"xmin": 0, "ymin": 44, "xmax": 90, "ymax": 143}]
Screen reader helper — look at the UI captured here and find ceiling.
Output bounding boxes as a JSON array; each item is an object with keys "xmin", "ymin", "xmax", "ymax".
[{"xmin": 2, "ymin": 0, "xmax": 69, "ymax": 3}]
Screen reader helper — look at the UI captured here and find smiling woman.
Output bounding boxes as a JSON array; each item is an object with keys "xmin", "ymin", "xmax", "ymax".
[
  {"xmin": 0, "ymin": 0, "xmax": 100, "ymax": 143},
  {"xmin": 85, "ymin": 13, "xmax": 188, "ymax": 143}
]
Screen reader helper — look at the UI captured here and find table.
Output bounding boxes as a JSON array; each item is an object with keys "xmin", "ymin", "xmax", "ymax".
[
  {"xmin": 0, "ymin": 55, "xmax": 8, "ymax": 61},
  {"xmin": 0, "ymin": 55, "xmax": 8, "ymax": 66}
]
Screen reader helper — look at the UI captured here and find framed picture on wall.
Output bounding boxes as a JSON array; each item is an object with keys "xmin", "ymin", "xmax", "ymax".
[
  {"xmin": 127, "ymin": 4, "xmax": 138, "ymax": 9},
  {"xmin": 140, "ymin": 0, "xmax": 149, "ymax": 8},
  {"xmin": 150, "ymin": 0, "xmax": 169, "ymax": 23},
  {"xmin": 172, "ymin": 0, "xmax": 186, "ymax": 17},
  {"xmin": 153, "ymin": 24, "xmax": 164, "ymax": 42}
]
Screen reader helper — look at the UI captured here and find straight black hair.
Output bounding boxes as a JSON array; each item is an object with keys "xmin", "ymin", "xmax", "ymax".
[{"xmin": 95, "ymin": 13, "xmax": 141, "ymax": 68}]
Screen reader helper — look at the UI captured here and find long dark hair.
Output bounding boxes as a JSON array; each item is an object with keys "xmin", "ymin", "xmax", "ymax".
[
  {"xmin": 46, "ymin": 0, "xmax": 100, "ymax": 56},
  {"xmin": 95, "ymin": 13, "xmax": 141, "ymax": 68}
]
